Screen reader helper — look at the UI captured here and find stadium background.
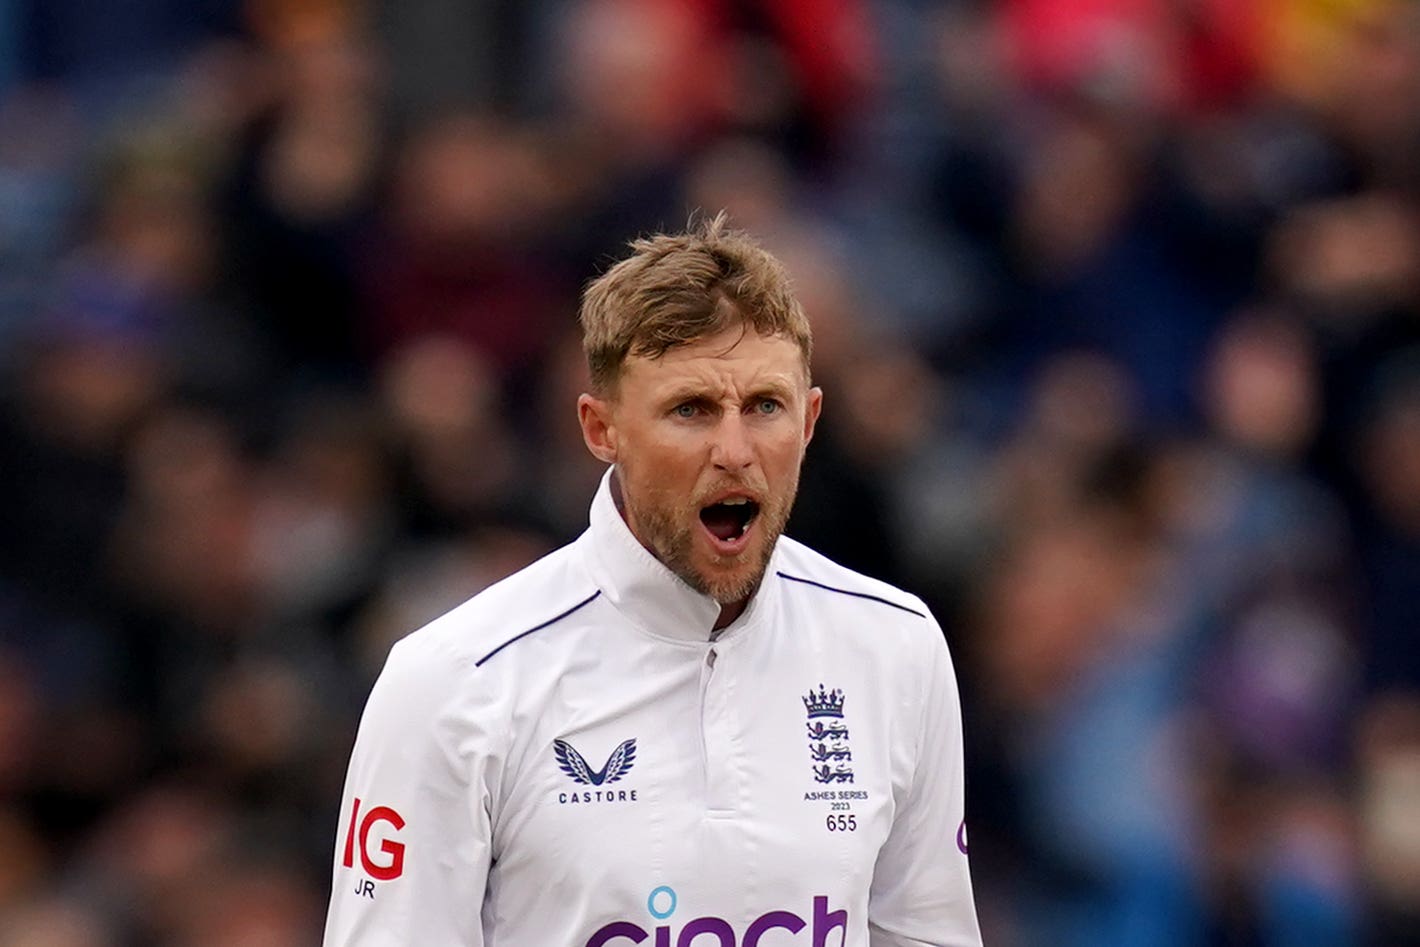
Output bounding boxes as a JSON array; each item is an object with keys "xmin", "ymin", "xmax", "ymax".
[{"xmin": 1, "ymin": 0, "xmax": 1418, "ymax": 943}]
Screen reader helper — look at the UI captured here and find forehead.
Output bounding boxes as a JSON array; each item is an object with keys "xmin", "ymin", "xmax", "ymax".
[{"xmin": 619, "ymin": 328, "xmax": 808, "ymax": 395}]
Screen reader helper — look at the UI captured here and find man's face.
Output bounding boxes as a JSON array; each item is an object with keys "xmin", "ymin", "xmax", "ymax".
[{"xmin": 579, "ymin": 327, "xmax": 822, "ymax": 604}]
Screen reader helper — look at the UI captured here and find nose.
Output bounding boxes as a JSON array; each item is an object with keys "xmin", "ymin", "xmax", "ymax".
[{"xmin": 710, "ymin": 410, "xmax": 754, "ymax": 472}]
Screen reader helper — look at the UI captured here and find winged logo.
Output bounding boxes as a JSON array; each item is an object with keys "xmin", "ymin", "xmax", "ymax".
[{"xmin": 553, "ymin": 737, "xmax": 637, "ymax": 786}]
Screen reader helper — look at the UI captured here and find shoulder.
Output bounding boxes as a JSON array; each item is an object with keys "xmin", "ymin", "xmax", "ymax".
[
  {"xmin": 772, "ymin": 536, "xmax": 931, "ymax": 624},
  {"xmin": 383, "ymin": 540, "xmax": 599, "ymax": 679},
  {"xmin": 772, "ymin": 538, "xmax": 959, "ymax": 723},
  {"xmin": 348, "ymin": 544, "xmax": 601, "ymax": 775}
]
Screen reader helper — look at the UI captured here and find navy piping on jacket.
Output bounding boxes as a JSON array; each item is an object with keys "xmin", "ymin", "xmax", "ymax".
[
  {"xmin": 475, "ymin": 591, "xmax": 603, "ymax": 666},
  {"xmin": 775, "ymin": 571, "xmax": 926, "ymax": 619}
]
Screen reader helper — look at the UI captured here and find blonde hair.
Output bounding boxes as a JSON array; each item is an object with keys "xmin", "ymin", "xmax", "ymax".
[{"xmin": 579, "ymin": 213, "xmax": 812, "ymax": 394}]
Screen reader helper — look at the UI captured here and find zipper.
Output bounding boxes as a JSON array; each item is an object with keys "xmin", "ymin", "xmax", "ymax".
[{"xmin": 697, "ymin": 645, "xmax": 716, "ymax": 806}]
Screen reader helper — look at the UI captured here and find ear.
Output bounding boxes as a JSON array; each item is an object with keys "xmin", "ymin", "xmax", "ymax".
[
  {"xmin": 803, "ymin": 386, "xmax": 823, "ymax": 446},
  {"xmin": 578, "ymin": 393, "xmax": 618, "ymax": 464}
]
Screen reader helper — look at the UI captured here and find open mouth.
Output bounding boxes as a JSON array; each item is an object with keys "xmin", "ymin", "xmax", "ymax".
[{"xmin": 699, "ymin": 497, "xmax": 760, "ymax": 546}]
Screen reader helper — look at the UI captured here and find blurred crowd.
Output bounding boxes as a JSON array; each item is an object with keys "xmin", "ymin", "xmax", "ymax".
[{"xmin": 0, "ymin": 0, "xmax": 1417, "ymax": 944}]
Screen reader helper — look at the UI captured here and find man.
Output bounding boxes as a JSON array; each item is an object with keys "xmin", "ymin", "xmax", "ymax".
[{"xmin": 324, "ymin": 215, "xmax": 982, "ymax": 946}]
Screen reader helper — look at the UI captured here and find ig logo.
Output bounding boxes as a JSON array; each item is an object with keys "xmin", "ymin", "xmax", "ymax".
[{"xmin": 342, "ymin": 797, "xmax": 406, "ymax": 897}]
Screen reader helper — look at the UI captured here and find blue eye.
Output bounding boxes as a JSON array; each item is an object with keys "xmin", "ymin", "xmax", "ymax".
[
  {"xmin": 674, "ymin": 403, "xmax": 698, "ymax": 418},
  {"xmin": 757, "ymin": 399, "xmax": 781, "ymax": 415}
]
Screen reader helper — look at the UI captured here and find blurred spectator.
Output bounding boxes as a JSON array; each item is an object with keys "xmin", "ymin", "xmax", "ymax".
[
  {"xmin": 1358, "ymin": 696, "xmax": 1420, "ymax": 943},
  {"xmin": 16, "ymin": 0, "xmax": 239, "ymax": 98},
  {"xmin": 373, "ymin": 0, "xmax": 530, "ymax": 119},
  {"xmin": 0, "ymin": 897, "xmax": 115, "ymax": 947},
  {"xmin": 363, "ymin": 115, "xmax": 565, "ymax": 379},
  {"xmin": 220, "ymin": 3, "xmax": 385, "ymax": 382},
  {"xmin": 0, "ymin": 1, "xmax": 1415, "ymax": 944},
  {"xmin": 0, "ymin": 88, "xmax": 82, "ymax": 357},
  {"xmin": 1354, "ymin": 357, "xmax": 1420, "ymax": 696}
]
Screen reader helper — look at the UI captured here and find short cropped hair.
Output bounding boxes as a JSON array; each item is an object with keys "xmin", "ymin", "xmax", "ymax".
[{"xmin": 579, "ymin": 213, "xmax": 812, "ymax": 394}]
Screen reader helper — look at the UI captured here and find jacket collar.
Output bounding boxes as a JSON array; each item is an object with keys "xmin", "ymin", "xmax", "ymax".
[{"xmin": 579, "ymin": 467, "xmax": 778, "ymax": 644}]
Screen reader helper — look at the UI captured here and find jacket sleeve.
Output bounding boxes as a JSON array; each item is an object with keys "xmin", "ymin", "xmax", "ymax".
[
  {"xmin": 868, "ymin": 614, "xmax": 982, "ymax": 947},
  {"xmin": 323, "ymin": 634, "xmax": 494, "ymax": 946}
]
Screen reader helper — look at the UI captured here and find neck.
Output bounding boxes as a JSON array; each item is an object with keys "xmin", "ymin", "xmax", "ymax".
[{"xmin": 713, "ymin": 599, "xmax": 747, "ymax": 633}]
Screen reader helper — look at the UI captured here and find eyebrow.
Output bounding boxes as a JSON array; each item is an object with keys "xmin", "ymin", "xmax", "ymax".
[
  {"xmin": 660, "ymin": 380, "xmax": 796, "ymax": 406},
  {"xmin": 658, "ymin": 387, "xmax": 714, "ymax": 407}
]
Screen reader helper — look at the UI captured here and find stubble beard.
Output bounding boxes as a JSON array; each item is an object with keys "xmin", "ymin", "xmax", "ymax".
[{"xmin": 629, "ymin": 477, "xmax": 798, "ymax": 604}]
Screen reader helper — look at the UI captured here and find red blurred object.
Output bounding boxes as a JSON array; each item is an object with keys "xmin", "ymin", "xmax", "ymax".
[
  {"xmin": 654, "ymin": 0, "xmax": 877, "ymax": 138},
  {"xmin": 753, "ymin": 0, "xmax": 878, "ymax": 132},
  {"xmin": 1001, "ymin": 0, "xmax": 1263, "ymax": 112}
]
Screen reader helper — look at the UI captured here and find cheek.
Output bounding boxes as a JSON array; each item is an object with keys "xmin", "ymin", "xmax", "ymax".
[
  {"xmin": 619, "ymin": 438, "xmax": 701, "ymax": 495},
  {"xmin": 632, "ymin": 425, "xmax": 706, "ymax": 467},
  {"xmin": 763, "ymin": 432, "xmax": 809, "ymax": 472}
]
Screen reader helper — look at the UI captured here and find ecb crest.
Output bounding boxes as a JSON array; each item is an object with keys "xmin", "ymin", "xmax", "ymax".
[{"xmin": 803, "ymin": 685, "xmax": 853, "ymax": 784}]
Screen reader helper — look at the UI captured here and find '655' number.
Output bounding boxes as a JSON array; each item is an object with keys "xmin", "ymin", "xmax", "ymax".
[{"xmin": 827, "ymin": 814, "xmax": 857, "ymax": 832}]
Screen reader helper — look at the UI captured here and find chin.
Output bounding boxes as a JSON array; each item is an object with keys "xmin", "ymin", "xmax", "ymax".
[
  {"xmin": 699, "ymin": 571, "xmax": 762, "ymax": 605},
  {"xmin": 693, "ymin": 548, "xmax": 772, "ymax": 604}
]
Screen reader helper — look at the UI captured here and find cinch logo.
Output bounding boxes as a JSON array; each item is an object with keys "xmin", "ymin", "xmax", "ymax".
[
  {"xmin": 342, "ymin": 797, "xmax": 406, "ymax": 882},
  {"xmin": 585, "ymin": 886, "xmax": 848, "ymax": 946}
]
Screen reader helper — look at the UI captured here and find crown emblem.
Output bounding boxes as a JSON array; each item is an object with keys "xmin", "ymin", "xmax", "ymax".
[{"xmin": 802, "ymin": 684, "xmax": 845, "ymax": 718}]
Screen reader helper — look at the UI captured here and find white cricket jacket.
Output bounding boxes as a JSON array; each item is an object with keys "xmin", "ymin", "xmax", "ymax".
[{"xmin": 324, "ymin": 470, "xmax": 982, "ymax": 946}]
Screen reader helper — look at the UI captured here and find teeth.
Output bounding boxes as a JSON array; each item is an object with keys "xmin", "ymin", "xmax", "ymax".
[{"xmin": 722, "ymin": 498, "xmax": 750, "ymax": 506}]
